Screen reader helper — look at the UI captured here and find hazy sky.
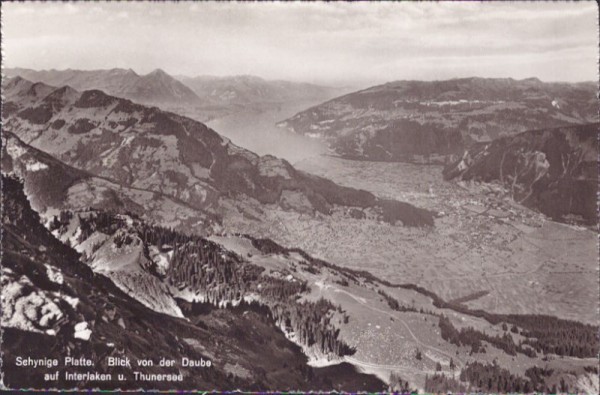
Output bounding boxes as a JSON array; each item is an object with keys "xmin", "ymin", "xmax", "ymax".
[{"xmin": 2, "ymin": 1, "xmax": 598, "ymax": 86}]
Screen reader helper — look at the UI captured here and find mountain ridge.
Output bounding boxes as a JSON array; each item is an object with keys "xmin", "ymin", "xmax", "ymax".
[
  {"xmin": 2, "ymin": 76, "xmax": 435, "ymax": 232},
  {"xmin": 4, "ymin": 67, "xmax": 348, "ymax": 122},
  {"xmin": 4, "ymin": 67, "xmax": 204, "ymax": 108},
  {"xmin": 2, "ymin": 76, "xmax": 598, "ymax": 393},
  {"xmin": 176, "ymin": 73, "xmax": 347, "ymax": 110},
  {"xmin": 279, "ymin": 77, "xmax": 598, "ymax": 163}
]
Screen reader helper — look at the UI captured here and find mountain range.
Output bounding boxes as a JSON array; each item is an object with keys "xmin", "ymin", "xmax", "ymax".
[
  {"xmin": 4, "ymin": 67, "xmax": 203, "ymax": 108},
  {"xmin": 4, "ymin": 68, "xmax": 346, "ymax": 122},
  {"xmin": 2, "ymin": 76, "xmax": 434, "ymax": 235},
  {"xmin": 1, "ymin": 70, "xmax": 598, "ymax": 392},
  {"xmin": 278, "ymin": 77, "xmax": 598, "ymax": 163},
  {"xmin": 176, "ymin": 74, "xmax": 346, "ymax": 110}
]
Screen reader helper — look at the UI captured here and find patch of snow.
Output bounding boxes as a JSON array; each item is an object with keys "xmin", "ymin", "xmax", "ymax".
[
  {"xmin": 121, "ymin": 134, "xmax": 135, "ymax": 147},
  {"xmin": 74, "ymin": 321, "xmax": 92, "ymax": 341},
  {"xmin": 44, "ymin": 264, "xmax": 64, "ymax": 285},
  {"xmin": 74, "ymin": 231, "xmax": 109, "ymax": 257},
  {"xmin": 6, "ymin": 140, "xmax": 27, "ymax": 159},
  {"xmin": 149, "ymin": 245, "xmax": 170, "ymax": 275},
  {"xmin": 243, "ymin": 293, "xmax": 260, "ymax": 303},
  {"xmin": 25, "ymin": 161, "xmax": 49, "ymax": 171},
  {"xmin": 68, "ymin": 227, "xmax": 82, "ymax": 248},
  {"xmin": 576, "ymin": 372, "xmax": 599, "ymax": 394},
  {"xmin": 62, "ymin": 295, "xmax": 80, "ymax": 309},
  {"xmin": 1, "ymin": 271, "xmax": 64, "ymax": 334}
]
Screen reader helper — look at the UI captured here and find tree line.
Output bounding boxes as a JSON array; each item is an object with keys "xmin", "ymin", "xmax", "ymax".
[
  {"xmin": 438, "ymin": 315, "xmax": 536, "ymax": 357},
  {"xmin": 51, "ymin": 211, "xmax": 355, "ymax": 358},
  {"xmin": 460, "ymin": 361, "xmax": 564, "ymax": 393}
]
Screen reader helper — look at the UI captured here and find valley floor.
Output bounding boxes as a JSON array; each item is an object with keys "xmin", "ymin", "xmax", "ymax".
[{"xmin": 226, "ymin": 155, "xmax": 598, "ymax": 326}]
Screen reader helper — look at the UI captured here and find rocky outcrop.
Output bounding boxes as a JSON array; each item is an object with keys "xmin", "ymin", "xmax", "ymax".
[
  {"xmin": 1, "ymin": 175, "xmax": 385, "ymax": 391},
  {"xmin": 443, "ymin": 123, "xmax": 598, "ymax": 225}
]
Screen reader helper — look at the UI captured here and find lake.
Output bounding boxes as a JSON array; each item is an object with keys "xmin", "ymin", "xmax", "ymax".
[{"xmin": 207, "ymin": 101, "xmax": 327, "ymax": 165}]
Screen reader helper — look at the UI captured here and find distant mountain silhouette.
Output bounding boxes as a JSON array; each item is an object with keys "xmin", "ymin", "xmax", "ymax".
[
  {"xmin": 177, "ymin": 74, "xmax": 345, "ymax": 108},
  {"xmin": 5, "ymin": 67, "xmax": 204, "ymax": 107},
  {"xmin": 5, "ymin": 68, "xmax": 347, "ymax": 122}
]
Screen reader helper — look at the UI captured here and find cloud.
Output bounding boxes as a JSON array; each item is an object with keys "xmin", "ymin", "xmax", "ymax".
[{"xmin": 2, "ymin": 2, "xmax": 597, "ymax": 84}]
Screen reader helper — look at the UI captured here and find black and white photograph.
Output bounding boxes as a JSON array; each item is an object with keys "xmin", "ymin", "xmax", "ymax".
[{"xmin": 1, "ymin": 1, "xmax": 598, "ymax": 392}]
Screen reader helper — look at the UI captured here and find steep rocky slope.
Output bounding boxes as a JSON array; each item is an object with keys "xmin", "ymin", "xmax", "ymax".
[
  {"xmin": 1, "ymin": 174, "xmax": 386, "ymax": 391},
  {"xmin": 2, "ymin": 76, "xmax": 434, "ymax": 230},
  {"xmin": 34, "ymin": 200, "xmax": 600, "ymax": 390},
  {"xmin": 3, "ymin": 174, "xmax": 597, "ymax": 392},
  {"xmin": 443, "ymin": 123, "xmax": 598, "ymax": 225},
  {"xmin": 279, "ymin": 77, "xmax": 598, "ymax": 162},
  {"xmin": 49, "ymin": 208, "xmax": 361, "ymax": 361}
]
